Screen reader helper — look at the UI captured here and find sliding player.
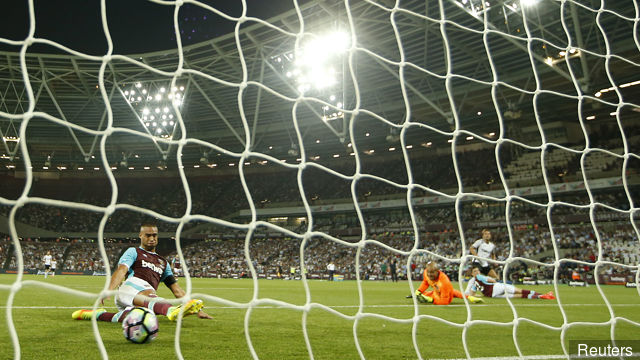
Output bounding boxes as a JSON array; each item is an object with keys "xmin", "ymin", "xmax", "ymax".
[
  {"xmin": 414, "ymin": 262, "xmax": 483, "ymax": 305},
  {"xmin": 465, "ymin": 267, "xmax": 555, "ymax": 299},
  {"xmin": 72, "ymin": 223, "xmax": 212, "ymax": 322}
]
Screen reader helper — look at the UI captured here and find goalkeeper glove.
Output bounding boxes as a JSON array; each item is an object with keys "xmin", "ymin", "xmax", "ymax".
[{"xmin": 415, "ymin": 290, "xmax": 433, "ymax": 303}]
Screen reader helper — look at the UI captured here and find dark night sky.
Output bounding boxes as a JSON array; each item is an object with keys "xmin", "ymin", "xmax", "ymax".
[{"xmin": 0, "ymin": 0, "xmax": 296, "ymax": 54}]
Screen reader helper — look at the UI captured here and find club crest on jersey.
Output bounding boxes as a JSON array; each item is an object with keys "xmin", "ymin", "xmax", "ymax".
[{"xmin": 141, "ymin": 259, "xmax": 163, "ymax": 274}]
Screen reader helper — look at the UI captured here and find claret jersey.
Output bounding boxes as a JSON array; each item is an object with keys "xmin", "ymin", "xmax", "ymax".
[{"xmin": 119, "ymin": 247, "xmax": 173, "ymax": 290}]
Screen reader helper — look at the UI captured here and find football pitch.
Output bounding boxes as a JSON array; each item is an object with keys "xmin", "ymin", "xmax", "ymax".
[{"xmin": 1, "ymin": 275, "xmax": 638, "ymax": 359}]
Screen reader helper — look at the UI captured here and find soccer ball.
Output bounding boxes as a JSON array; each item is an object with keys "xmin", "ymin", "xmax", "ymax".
[{"xmin": 122, "ymin": 307, "xmax": 159, "ymax": 344}]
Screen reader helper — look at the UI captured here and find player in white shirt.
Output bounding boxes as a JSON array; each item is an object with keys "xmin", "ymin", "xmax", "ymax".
[
  {"xmin": 469, "ymin": 229, "xmax": 499, "ymax": 279},
  {"xmin": 327, "ymin": 262, "xmax": 336, "ymax": 281},
  {"xmin": 43, "ymin": 251, "xmax": 53, "ymax": 279},
  {"xmin": 465, "ymin": 267, "xmax": 555, "ymax": 299},
  {"xmin": 50, "ymin": 259, "xmax": 57, "ymax": 277}
]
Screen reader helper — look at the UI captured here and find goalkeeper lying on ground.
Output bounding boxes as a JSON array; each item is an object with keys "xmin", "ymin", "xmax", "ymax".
[{"xmin": 412, "ymin": 261, "xmax": 483, "ymax": 305}]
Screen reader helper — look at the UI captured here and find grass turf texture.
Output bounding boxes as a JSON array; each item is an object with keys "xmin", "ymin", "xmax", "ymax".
[{"xmin": 1, "ymin": 275, "xmax": 638, "ymax": 359}]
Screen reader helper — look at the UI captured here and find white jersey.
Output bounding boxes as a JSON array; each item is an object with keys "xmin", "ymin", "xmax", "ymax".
[
  {"xmin": 43, "ymin": 254, "xmax": 52, "ymax": 266},
  {"xmin": 51, "ymin": 260, "xmax": 57, "ymax": 270},
  {"xmin": 471, "ymin": 239, "xmax": 495, "ymax": 267},
  {"xmin": 327, "ymin": 263, "xmax": 335, "ymax": 271}
]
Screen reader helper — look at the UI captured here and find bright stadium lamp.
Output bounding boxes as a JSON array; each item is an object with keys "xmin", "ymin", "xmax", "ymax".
[
  {"xmin": 120, "ymin": 80, "xmax": 186, "ymax": 140},
  {"xmin": 520, "ymin": 0, "xmax": 538, "ymax": 6}
]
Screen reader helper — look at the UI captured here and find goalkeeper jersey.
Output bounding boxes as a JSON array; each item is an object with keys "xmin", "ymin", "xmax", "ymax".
[{"xmin": 417, "ymin": 269, "xmax": 454, "ymax": 305}]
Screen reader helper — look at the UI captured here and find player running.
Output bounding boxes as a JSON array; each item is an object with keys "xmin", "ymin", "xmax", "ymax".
[
  {"xmin": 413, "ymin": 262, "xmax": 483, "ymax": 305},
  {"xmin": 469, "ymin": 229, "xmax": 499, "ymax": 279},
  {"xmin": 72, "ymin": 223, "xmax": 212, "ymax": 322},
  {"xmin": 465, "ymin": 267, "xmax": 555, "ymax": 300}
]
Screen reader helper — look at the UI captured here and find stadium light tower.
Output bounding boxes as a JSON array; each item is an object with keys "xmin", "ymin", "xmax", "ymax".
[
  {"xmin": 120, "ymin": 81, "xmax": 185, "ymax": 140},
  {"xmin": 270, "ymin": 30, "xmax": 351, "ymax": 143}
]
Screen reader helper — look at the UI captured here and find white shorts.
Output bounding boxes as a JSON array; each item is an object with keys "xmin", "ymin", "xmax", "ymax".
[
  {"xmin": 115, "ymin": 277, "xmax": 155, "ymax": 311},
  {"xmin": 491, "ymin": 283, "xmax": 517, "ymax": 298}
]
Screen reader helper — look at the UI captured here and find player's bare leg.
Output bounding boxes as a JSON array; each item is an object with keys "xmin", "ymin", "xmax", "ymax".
[{"xmin": 487, "ymin": 268, "xmax": 499, "ymax": 279}]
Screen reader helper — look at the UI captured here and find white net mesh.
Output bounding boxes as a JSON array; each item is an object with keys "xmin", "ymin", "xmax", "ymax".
[{"xmin": 1, "ymin": 0, "xmax": 639, "ymax": 359}]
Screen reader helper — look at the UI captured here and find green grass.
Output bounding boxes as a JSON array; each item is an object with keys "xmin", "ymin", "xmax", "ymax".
[{"xmin": 1, "ymin": 275, "xmax": 638, "ymax": 359}]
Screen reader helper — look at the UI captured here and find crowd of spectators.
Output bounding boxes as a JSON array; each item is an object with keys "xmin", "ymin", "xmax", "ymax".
[
  {"xmin": 6, "ymin": 239, "xmax": 67, "ymax": 271},
  {"xmin": 0, "ymin": 129, "xmax": 638, "ymax": 284},
  {"xmin": 159, "ymin": 222, "xmax": 637, "ymax": 283},
  {"xmin": 1, "ymin": 220, "xmax": 636, "ymax": 285},
  {"xmin": 1, "ymin": 129, "xmax": 638, "ymax": 235},
  {"xmin": 63, "ymin": 241, "xmax": 130, "ymax": 272},
  {"xmin": 1, "ymin": 236, "xmax": 134, "ymax": 273}
]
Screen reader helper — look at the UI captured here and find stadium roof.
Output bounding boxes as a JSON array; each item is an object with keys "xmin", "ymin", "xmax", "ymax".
[{"xmin": 0, "ymin": 0, "xmax": 638, "ymax": 171}]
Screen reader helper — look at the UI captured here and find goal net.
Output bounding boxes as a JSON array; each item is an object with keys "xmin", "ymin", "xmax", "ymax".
[{"xmin": 1, "ymin": 0, "xmax": 639, "ymax": 359}]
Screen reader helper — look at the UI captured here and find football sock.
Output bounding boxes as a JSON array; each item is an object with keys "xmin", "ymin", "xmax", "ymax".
[
  {"xmin": 110, "ymin": 309, "xmax": 131, "ymax": 323},
  {"xmin": 144, "ymin": 299, "xmax": 172, "ymax": 316}
]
